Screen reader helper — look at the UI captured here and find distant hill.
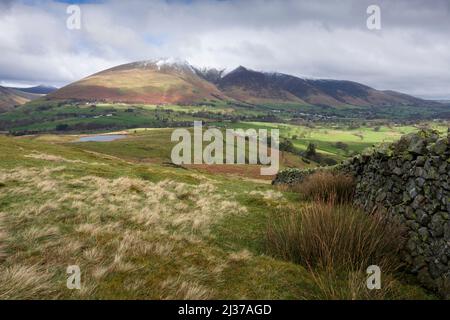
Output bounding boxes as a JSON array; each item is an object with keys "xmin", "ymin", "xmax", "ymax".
[
  {"xmin": 12, "ymin": 85, "xmax": 58, "ymax": 95},
  {"xmin": 0, "ymin": 86, "xmax": 41, "ymax": 112},
  {"xmin": 46, "ymin": 59, "xmax": 440, "ymax": 109}
]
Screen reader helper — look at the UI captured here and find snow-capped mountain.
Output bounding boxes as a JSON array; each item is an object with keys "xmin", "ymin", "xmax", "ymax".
[{"xmin": 48, "ymin": 59, "xmax": 439, "ymax": 108}]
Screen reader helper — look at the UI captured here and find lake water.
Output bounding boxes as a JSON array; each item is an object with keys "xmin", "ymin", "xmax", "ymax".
[{"xmin": 77, "ymin": 134, "xmax": 127, "ymax": 142}]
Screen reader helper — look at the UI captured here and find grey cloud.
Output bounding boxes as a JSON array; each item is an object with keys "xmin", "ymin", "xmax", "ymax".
[{"xmin": 0, "ymin": 0, "xmax": 449, "ymax": 98}]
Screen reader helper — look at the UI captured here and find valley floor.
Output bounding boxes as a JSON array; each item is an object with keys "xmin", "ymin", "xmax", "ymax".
[{"xmin": 0, "ymin": 130, "xmax": 437, "ymax": 299}]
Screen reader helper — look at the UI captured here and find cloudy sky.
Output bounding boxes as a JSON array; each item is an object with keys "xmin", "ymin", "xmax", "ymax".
[{"xmin": 1, "ymin": 0, "xmax": 450, "ymax": 99}]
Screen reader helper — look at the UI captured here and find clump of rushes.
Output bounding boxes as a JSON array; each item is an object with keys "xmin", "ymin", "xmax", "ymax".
[
  {"xmin": 267, "ymin": 200, "xmax": 407, "ymax": 299},
  {"xmin": 267, "ymin": 201, "xmax": 405, "ymax": 272},
  {"xmin": 291, "ymin": 171, "xmax": 356, "ymax": 204},
  {"xmin": 267, "ymin": 198, "xmax": 406, "ymax": 270}
]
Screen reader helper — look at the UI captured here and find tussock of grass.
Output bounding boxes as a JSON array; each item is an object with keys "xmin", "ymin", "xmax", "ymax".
[
  {"xmin": 249, "ymin": 190, "xmax": 284, "ymax": 201},
  {"xmin": 160, "ymin": 277, "xmax": 213, "ymax": 300},
  {"xmin": 0, "ymin": 213, "xmax": 6, "ymax": 263},
  {"xmin": 267, "ymin": 200, "xmax": 408, "ymax": 299},
  {"xmin": 25, "ymin": 152, "xmax": 87, "ymax": 164},
  {"xmin": 308, "ymin": 268, "xmax": 404, "ymax": 300},
  {"xmin": 0, "ymin": 265, "xmax": 55, "ymax": 300},
  {"xmin": 267, "ymin": 202, "xmax": 405, "ymax": 272},
  {"xmin": 228, "ymin": 249, "xmax": 253, "ymax": 263},
  {"xmin": 291, "ymin": 171, "xmax": 355, "ymax": 204},
  {"xmin": 0, "ymin": 166, "xmax": 248, "ymax": 299}
]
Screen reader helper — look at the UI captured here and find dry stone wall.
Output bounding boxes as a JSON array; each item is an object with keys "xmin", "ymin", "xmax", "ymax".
[{"xmin": 273, "ymin": 129, "xmax": 450, "ymax": 296}]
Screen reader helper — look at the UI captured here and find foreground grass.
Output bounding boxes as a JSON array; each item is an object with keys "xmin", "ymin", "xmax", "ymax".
[{"xmin": 0, "ymin": 132, "xmax": 435, "ymax": 299}]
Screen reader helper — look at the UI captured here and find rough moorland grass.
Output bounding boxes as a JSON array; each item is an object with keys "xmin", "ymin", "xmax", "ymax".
[
  {"xmin": 0, "ymin": 134, "xmax": 434, "ymax": 300},
  {"xmin": 0, "ymin": 137, "xmax": 320, "ymax": 300},
  {"xmin": 0, "ymin": 213, "xmax": 6, "ymax": 263},
  {"xmin": 267, "ymin": 202, "xmax": 406, "ymax": 272},
  {"xmin": 266, "ymin": 200, "xmax": 410, "ymax": 299},
  {"xmin": 306, "ymin": 267, "xmax": 431, "ymax": 300},
  {"xmin": 0, "ymin": 166, "xmax": 250, "ymax": 299},
  {"xmin": 0, "ymin": 265, "xmax": 56, "ymax": 300},
  {"xmin": 290, "ymin": 171, "xmax": 356, "ymax": 204}
]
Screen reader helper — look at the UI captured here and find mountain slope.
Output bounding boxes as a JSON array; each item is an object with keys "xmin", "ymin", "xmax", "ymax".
[
  {"xmin": 12, "ymin": 85, "xmax": 58, "ymax": 95},
  {"xmin": 49, "ymin": 59, "xmax": 228, "ymax": 105},
  {"xmin": 0, "ymin": 86, "xmax": 41, "ymax": 112},
  {"xmin": 46, "ymin": 59, "xmax": 440, "ymax": 109},
  {"xmin": 214, "ymin": 66, "xmax": 307, "ymax": 105},
  {"xmin": 216, "ymin": 67, "xmax": 439, "ymax": 108}
]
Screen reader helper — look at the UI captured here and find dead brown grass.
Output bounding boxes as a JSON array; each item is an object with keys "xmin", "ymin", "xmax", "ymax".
[
  {"xmin": 267, "ymin": 201, "xmax": 406, "ymax": 273},
  {"xmin": 290, "ymin": 171, "xmax": 356, "ymax": 204},
  {"xmin": 0, "ymin": 212, "xmax": 6, "ymax": 263},
  {"xmin": 0, "ymin": 167, "xmax": 248, "ymax": 299},
  {"xmin": 267, "ymin": 200, "xmax": 407, "ymax": 299},
  {"xmin": 308, "ymin": 268, "xmax": 400, "ymax": 300},
  {"xmin": 0, "ymin": 265, "xmax": 55, "ymax": 300}
]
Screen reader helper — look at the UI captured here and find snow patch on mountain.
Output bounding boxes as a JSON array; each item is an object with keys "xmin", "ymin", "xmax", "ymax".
[{"xmin": 136, "ymin": 58, "xmax": 197, "ymax": 74}]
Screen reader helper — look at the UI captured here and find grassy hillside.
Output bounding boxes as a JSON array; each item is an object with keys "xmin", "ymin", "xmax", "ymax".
[
  {"xmin": 0, "ymin": 86, "xmax": 40, "ymax": 112},
  {"xmin": 49, "ymin": 63, "xmax": 228, "ymax": 105},
  {"xmin": 0, "ymin": 129, "xmax": 437, "ymax": 299}
]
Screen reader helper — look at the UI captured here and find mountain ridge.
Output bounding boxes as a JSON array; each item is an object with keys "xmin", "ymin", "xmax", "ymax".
[
  {"xmin": 12, "ymin": 85, "xmax": 58, "ymax": 95},
  {"xmin": 47, "ymin": 59, "xmax": 440, "ymax": 108}
]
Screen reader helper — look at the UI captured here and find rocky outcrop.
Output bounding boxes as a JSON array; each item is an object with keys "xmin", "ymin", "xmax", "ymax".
[{"xmin": 273, "ymin": 129, "xmax": 450, "ymax": 297}]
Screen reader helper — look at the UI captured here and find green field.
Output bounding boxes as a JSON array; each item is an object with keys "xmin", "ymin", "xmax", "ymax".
[
  {"xmin": 2, "ymin": 99, "xmax": 449, "ymax": 136},
  {"xmin": 213, "ymin": 121, "xmax": 448, "ymax": 162},
  {"xmin": 0, "ymin": 100, "xmax": 266, "ymax": 133},
  {"xmin": 0, "ymin": 126, "xmax": 441, "ymax": 299}
]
